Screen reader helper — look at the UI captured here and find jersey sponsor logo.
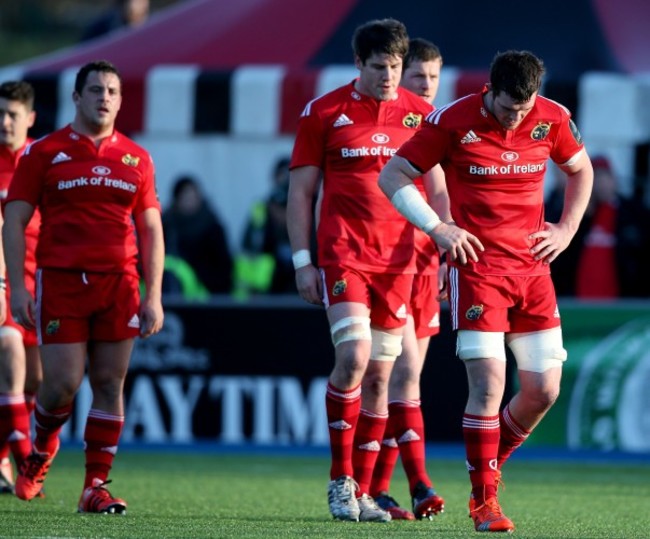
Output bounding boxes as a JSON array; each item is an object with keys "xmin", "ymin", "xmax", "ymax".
[
  {"xmin": 371, "ymin": 133, "xmax": 389, "ymax": 144},
  {"xmin": 402, "ymin": 112, "xmax": 422, "ymax": 128},
  {"xmin": 332, "ymin": 279, "xmax": 347, "ymax": 296},
  {"xmin": 57, "ymin": 176, "xmax": 137, "ymax": 193},
  {"xmin": 333, "ymin": 114, "xmax": 353, "ymax": 127},
  {"xmin": 92, "ymin": 166, "xmax": 111, "ymax": 176},
  {"xmin": 51, "ymin": 151, "xmax": 72, "ymax": 164},
  {"xmin": 45, "ymin": 319, "xmax": 60, "ymax": 335},
  {"xmin": 465, "ymin": 304, "xmax": 484, "ymax": 321},
  {"xmin": 460, "ymin": 130, "xmax": 481, "ymax": 144},
  {"xmin": 340, "ymin": 145, "xmax": 397, "ymax": 158},
  {"xmin": 531, "ymin": 122, "xmax": 552, "ymax": 141},
  {"xmin": 122, "ymin": 153, "xmax": 140, "ymax": 167},
  {"xmin": 469, "ymin": 162, "xmax": 545, "ymax": 176},
  {"xmin": 501, "ymin": 151, "xmax": 519, "ymax": 162}
]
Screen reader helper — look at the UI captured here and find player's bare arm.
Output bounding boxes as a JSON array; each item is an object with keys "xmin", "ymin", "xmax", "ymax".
[
  {"xmin": 2, "ymin": 200, "xmax": 36, "ymax": 328},
  {"xmin": 423, "ymin": 165, "xmax": 450, "ymax": 298},
  {"xmin": 287, "ymin": 165, "xmax": 323, "ymax": 306},
  {"xmin": 379, "ymin": 155, "xmax": 484, "ymax": 265},
  {"xmin": 135, "ymin": 207, "xmax": 164, "ymax": 337},
  {"xmin": 529, "ymin": 151, "xmax": 594, "ymax": 264}
]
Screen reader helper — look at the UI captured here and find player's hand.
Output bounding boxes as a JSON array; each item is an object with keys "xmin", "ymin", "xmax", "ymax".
[
  {"xmin": 431, "ymin": 222, "xmax": 484, "ymax": 265},
  {"xmin": 139, "ymin": 297, "xmax": 164, "ymax": 338},
  {"xmin": 295, "ymin": 265, "xmax": 324, "ymax": 306},
  {"xmin": 528, "ymin": 222, "xmax": 574, "ymax": 265},
  {"xmin": 9, "ymin": 287, "xmax": 36, "ymax": 330}
]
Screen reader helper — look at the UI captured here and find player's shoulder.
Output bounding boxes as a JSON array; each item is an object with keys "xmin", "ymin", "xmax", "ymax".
[
  {"xmin": 425, "ymin": 92, "xmax": 480, "ymax": 127},
  {"xmin": 21, "ymin": 126, "xmax": 71, "ymax": 158},
  {"xmin": 299, "ymin": 82, "xmax": 356, "ymax": 118},
  {"xmin": 534, "ymin": 94, "xmax": 573, "ymax": 121},
  {"xmin": 112, "ymin": 131, "xmax": 150, "ymax": 156}
]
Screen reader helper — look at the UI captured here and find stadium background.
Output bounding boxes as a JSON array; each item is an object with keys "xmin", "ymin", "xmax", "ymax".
[{"xmin": 1, "ymin": 0, "xmax": 649, "ymax": 454}]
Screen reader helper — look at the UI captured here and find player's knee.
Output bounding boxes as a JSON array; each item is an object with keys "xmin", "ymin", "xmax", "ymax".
[
  {"xmin": 457, "ymin": 330, "xmax": 506, "ymax": 361},
  {"xmin": 370, "ymin": 329, "xmax": 402, "ymax": 362},
  {"xmin": 330, "ymin": 316, "xmax": 371, "ymax": 348},
  {"xmin": 508, "ymin": 327, "xmax": 567, "ymax": 373}
]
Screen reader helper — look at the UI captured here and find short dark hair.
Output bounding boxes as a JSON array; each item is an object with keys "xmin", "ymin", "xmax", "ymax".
[
  {"xmin": 489, "ymin": 50, "xmax": 545, "ymax": 103},
  {"xmin": 352, "ymin": 18, "xmax": 409, "ymax": 65},
  {"xmin": 404, "ymin": 38, "xmax": 442, "ymax": 71},
  {"xmin": 74, "ymin": 60, "xmax": 122, "ymax": 94},
  {"xmin": 0, "ymin": 81, "xmax": 35, "ymax": 110}
]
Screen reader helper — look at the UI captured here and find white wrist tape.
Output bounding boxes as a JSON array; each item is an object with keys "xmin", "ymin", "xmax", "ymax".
[
  {"xmin": 292, "ymin": 249, "xmax": 312, "ymax": 269},
  {"xmin": 390, "ymin": 184, "xmax": 441, "ymax": 233}
]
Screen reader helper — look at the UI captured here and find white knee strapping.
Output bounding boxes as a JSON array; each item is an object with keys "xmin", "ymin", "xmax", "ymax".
[
  {"xmin": 0, "ymin": 326, "xmax": 22, "ymax": 339},
  {"xmin": 507, "ymin": 327, "xmax": 567, "ymax": 373},
  {"xmin": 370, "ymin": 329, "xmax": 402, "ymax": 362},
  {"xmin": 457, "ymin": 330, "xmax": 506, "ymax": 361},
  {"xmin": 330, "ymin": 316, "xmax": 371, "ymax": 347}
]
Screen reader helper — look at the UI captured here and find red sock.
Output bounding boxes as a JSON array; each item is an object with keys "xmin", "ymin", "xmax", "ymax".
[
  {"xmin": 83, "ymin": 409, "xmax": 124, "ymax": 488},
  {"xmin": 352, "ymin": 409, "xmax": 388, "ymax": 496},
  {"xmin": 0, "ymin": 393, "xmax": 32, "ymax": 467},
  {"xmin": 0, "ymin": 395, "xmax": 14, "ymax": 461},
  {"xmin": 463, "ymin": 413, "xmax": 500, "ymax": 505},
  {"xmin": 326, "ymin": 382, "xmax": 361, "ymax": 480},
  {"xmin": 369, "ymin": 412, "xmax": 399, "ymax": 496},
  {"xmin": 497, "ymin": 404, "xmax": 530, "ymax": 468},
  {"xmin": 391, "ymin": 400, "xmax": 431, "ymax": 494},
  {"xmin": 34, "ymin": 401, "xmax": 72, "ymax": 455}
]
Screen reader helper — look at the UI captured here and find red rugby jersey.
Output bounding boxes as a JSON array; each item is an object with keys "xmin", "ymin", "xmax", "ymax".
[
  {"xmin": 0, "ymin": 139, "xmax": 40, "ymax": 285},
  {"xmin": 291, "ymin": 81, "xmax": 432, "ymax": 274},
  {"xmin": 7, "ymin": 125, "xmax": 160, "ymax": 275},
  {"xmin": 397, "ymin": 88, "xmax": 584, "ymax": 276}
]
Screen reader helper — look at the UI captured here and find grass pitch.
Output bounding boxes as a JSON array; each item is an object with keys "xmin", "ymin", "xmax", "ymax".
[{"xmin": 0, "ymin": 446, "xmax": 648, "ymax": 538}]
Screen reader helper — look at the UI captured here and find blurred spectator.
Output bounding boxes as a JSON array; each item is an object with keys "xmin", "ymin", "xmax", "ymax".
[
  {"xmin": 80, "ymin": 0, "xmax": 150, "ymax": 42},
  {"xmin": 162, "ymin": 175, "xmax": 233, "ymax": 295},
  {"xmin": 546, "ymin": 155, "xmax": 650, "ymax": 298},
  {"xmin": 235, "ymin": 157, "xmax": 304, "ymax": 296}
]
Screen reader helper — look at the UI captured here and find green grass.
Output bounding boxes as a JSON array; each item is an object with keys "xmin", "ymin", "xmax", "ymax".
[{"xmin": 1, "ymin": 448, "xmax": 649, "ymax": 538}]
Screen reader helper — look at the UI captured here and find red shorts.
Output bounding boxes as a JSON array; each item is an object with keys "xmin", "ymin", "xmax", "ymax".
[
  {"xmin": 411, "ymin": 273, "xmax": 441, "ymax": 338},
  {"xmin": 36, "ymin": 269, "xmax": 141, "ymax": 344},
  {"xmin": 321, "ymin": 266, "xmax": 413, "ymax": 329},
  {"xmin": 3, "ymin": 277, "xmax": 38, "ymax": 347},
  {"xmin": 449, "ymin": 268, "xmax": 560, "ymax": 333}
]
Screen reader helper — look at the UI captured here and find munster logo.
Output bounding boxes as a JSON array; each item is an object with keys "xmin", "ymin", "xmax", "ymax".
[
  {"xmin": 46, "ymin": 319, "xmax": 60, "ymax": 335},
  {"xmin": 531, "ymin": 122, "xmax": 551, "ymax": 141},
  {"xmin": 465, "ymin": 305, "xmax": 484, "ymax": 321},
  {"xmin": 332, "ymin": 279, "xmax": 347, "ymax": 296},
  {"xmin": 122, "ymin": 154, "xmax": 140, "ymax": 167},
  {"xmin": 403, "ymin": 113, "xmax": 422, "ymax": 128}
]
